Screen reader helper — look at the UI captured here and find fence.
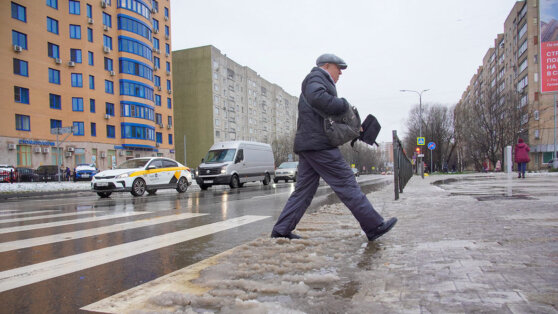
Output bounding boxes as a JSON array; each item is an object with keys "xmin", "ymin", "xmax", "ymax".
[{"xmin": 392, "ymin": 130, "xmax": 414, "ymax": 200}]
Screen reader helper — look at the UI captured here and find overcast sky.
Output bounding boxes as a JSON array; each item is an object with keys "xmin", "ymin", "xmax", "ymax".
[{"xmin": 170, "ymin": 0, "xmax": 518, "ymax": 143}]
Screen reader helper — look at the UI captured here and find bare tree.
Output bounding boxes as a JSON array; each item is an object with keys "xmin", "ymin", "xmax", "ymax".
[{"xmin": 271, "ymin": 130, "xmax": 296, "ymax": 166}]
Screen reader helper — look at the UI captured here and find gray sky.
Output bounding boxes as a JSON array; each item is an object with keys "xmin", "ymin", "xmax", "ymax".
[{"xmin": 170, "ymin": 0, "xmax": 518, "ymax": 143}]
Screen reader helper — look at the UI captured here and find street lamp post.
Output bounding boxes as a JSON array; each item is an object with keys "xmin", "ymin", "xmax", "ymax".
[{"xmin": 401, "ymin": 89, "xmax": 430, "ymax": 178}]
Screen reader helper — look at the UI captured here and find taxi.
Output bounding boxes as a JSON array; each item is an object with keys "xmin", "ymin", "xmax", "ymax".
[{"xmin": 91, "ymin": 157, "xmax": 192, "ymax": 198}]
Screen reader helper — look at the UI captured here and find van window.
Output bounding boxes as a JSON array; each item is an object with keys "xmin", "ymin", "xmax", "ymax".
[
  {"xmin": 204, "ymin": 149, "xmax": 236, "ymax": 163},
  {"xmin": 235, "ymin": 149, "xmax": 244, "ymax": 163}
]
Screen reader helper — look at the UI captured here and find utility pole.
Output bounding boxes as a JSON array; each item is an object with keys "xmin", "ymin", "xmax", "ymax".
[{"xmin": 401, "ymin": 89, "xmax": 430, "ymax": 178}]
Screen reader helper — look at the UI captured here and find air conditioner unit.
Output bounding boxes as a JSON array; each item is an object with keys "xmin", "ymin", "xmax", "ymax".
[
  {"xmin": 167, "ymin": 124, "xmax": 172, "ymax": 129},
  {"xmin": 164, "ymin": 16, "xmax": 168, "ymax": 21},
  {"xmin": 110, "ymin": 70, "xmax": 115, "ymax": 76},
  {"xmin": 13, "ymin": 45, "xmax": 23, "ymax": 52},
  {"xmin": 67, "ymin": 147, "xmax": 75, "ymax": 152},
  {"xmin": 156, "ymin": 48, "xmax": 160, "ymax": 54},
  {"xmin": 165, "ymin": 53, "xmax": 169, "ymax": 57},
  {"xmin": 103, "ymin": 25, "xmax": 109, "ymax": 31},
  {"xmin": 168, "ymin": 89, "xmax": 172, "ymax": 94},
  {"xmin": 34, "ymin": 147, "xmax": 42, "ymax": 153},
  {"xmin": 151, "ymin": 7, "xmax": 156, "ymax": 13},
  {"xmin": 42, "ymin": 147, "xmax": 50, "ymax": 154},
  {"xmin": 156, "ymin": 142, "xmax": 160, "ymax": 147},
  {"xmin": 100, "ymin": 0, "xmax": 106, "ymax": 8},
  {"xmin": 166, "ymin": 71, "xmax": 171, "ymax": 76},
  {"xmin": 88, "ymin": 18, "xmax": 94, "ymax": 24},
  {"xmin": 65, "ymin": 152, "xmax": 72, "ymax": 157},
  {"xmin": 8, "ymin": 143, "xmax": 16, "ymax": 150},
  {"xmin": 158, "ymin": 123, "xmax": 164, "ymax": 128},
  {"xmin": 154, "ymin": 65, "xmax": 159, "ymax": 70},
  {"xmin": 103, "ymin": 46, "xmax": 110, "ymax": 53},
  {"xmin": 154, "ymin": 29, "xmax": 159, "ymax": 34},
  {"xmin": 157, "ymin": 86, "xmax": 162, "ymax": 91},
  {"xmin": 165, "ymin": 34, "xmax": 169, "ymax": 40},
  {"xmin": 118, "ymin": 150, "xmax": 125, "ymax": 156},
  {"xmin": 104, "ymin": 114, "xmax": 110, "ymax": 119},
  {"xmin": 68, "ymin": 61, "xmax": 76, "ymax": 67},
  {"xmin": 100, "ymin": 152, "xmax": 106, "ymax": 158},
  {"xmin": 55, "ymin": 58, "xmax": 62, "ymax": 64}
]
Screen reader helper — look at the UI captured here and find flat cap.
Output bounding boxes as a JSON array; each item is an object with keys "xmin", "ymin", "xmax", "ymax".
[{"xmin": 316, "ymin": 53, "xmax": 347, "ymax": 69}]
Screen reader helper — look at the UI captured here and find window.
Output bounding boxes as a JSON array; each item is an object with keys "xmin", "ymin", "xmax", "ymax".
[
  {"xmin": 518, "ymin": 23, "xmax": 527, "ymax": 39},
  {"xmin": 155, "ymin": 94, "xmax": 161, "ymax": 106},
  {"xmin": 119, "ymin": 58, "xmax": 153, "ymax": 80},
  {"xmin": 90, "ymin": 99, "xmax": 95, "ymax": 112},
  {"xmin": 71, "ymin": 73, "xmax": 83, "ymax": 87},
  {"xmin": 48, "ymin": 42, "xmax": 59, "ymax": 58},
  {"xmin": 153, "ymin": 38, "xmax": 159, "ymax": 50},
  {"xmin": 165, "ymin": 43, "xmax": 170, "ymax": 55},
  {"xmin": 91, "ymin": 122, "xmax": 96, "ymax": 136},
  {"xmin": 69, "ymin": 24, "xmax": 81, "ymax": 39},
  {"xmin": 167, "ymin": 97, "xmax": 171, "ymax": 109},
  {"xmin": 73, "ymin": 121, "xmax": 84, "ymax": 136},
  {"xmin": 105, "ymin": 102, "xmax": 115, "ymax": 116},
  {"xmin": 155, "ymin": 113, "xmax": 162, "ymax": 124},
  {"xmin": 70, "ymin": 48, "xmax": 82, "ymax": 63},
  {"xmin": 153, "ymin": 18, "xmax": 159, "ymax": 31},
  {"xmin": 12, "ymin": 2, "xmax": 26, "ymax": 22},
  {"xmin": 117, "ymin": 0, "xmax": 151, "ymax": 20},
  {"xmin": 519, "ymin": 58, "xmax": 528, "ymax": 74},
  {"xmin": 154, "ymin": 75, "xmax": 160, "ymax": 87},
  {"xmin": 49, "ymin": 93, "xmax": 61, "ymax": 109},
  {"xmin": 152, "ymin": 0, "xmax": 158, "ymax": 11},
  {"xmin": 13, "ymin": 58, "xmax": 28, "ymax": 76},
  {"xmin": 14, "ymin": 86, "xmax": 29, "ymax": 104},
  {"xmin": 105, "ymin": 80, "xmax": 114, "ymax": 94},
  {"xmin": 117, "ymin": 14, "xmax": 152, "ymax": 41},
  {"xmin": 47, "ymin": 17, "xmax": 59, "ymax": 34},
  {"xmin": 47, "ymin": 0, "xmax": 58, "ymax": 9},
  {"xmin": 121, "ymin": 123, "xmax": 155, "ymax": 140},
  {"xmin": 15, "ymin": 114, "xmax": 30, "ymax": 131},
  {"xmin": 118, "ymin": 36, "xmax": 152, "ymax": 61},
  {"xmin": 48, "ymin": 68, "xmax": 60, "ymax": 84},
  {"xmin": 89, "ymin": 75, "xmax": 95, "ymax": 89},
  {"xmin": 166, "ymin": 62, "xmax": 171, "ymax": 72},
  {"xmin": 86, "ymin": 3, "xmax": 92, "ymax": 18},
  {"xmin": 518, "ymin": 40, "xmax": 527, "ymax": 56},
  {"xmin": 103, "ymin": 35, "xmax": 112, "ymax": 49},
  {"xmin": 164, "ymin": 7, "xmax": 169, "ymax": 19},
  {"xmin": 166, "ymin": 79, "xmax": 171, "ymax": 90},
  {"xmin": 119, "ymin": 79, "xmax": 154, "ymax": 100},
  {"xmin": 168, "ymin": 134, "xmax": 172, "ymax": 145},
  {"xmin": 87, "ymin": 28, "xmax": 93, "ymax": 42},
  {"xmin": 167, "ymin": 116, "xmax": 172, "ymax": 126},
  {"xmin": 72, "ymin": 97, "xmax": 84, "ymax": 111},
  {"xmin": 104, "ymin": 57, "xmax": 113, "ymax": 71},
  {"xmin": 165, "ymin": 25, "xmax": 169, "ymax": 37},
  {"xmin": 50, "ymin": 119, "xmax": 62, "ymax": 130},
  {"xmin": 106, "ymin": 125, "xmax": 115, "ymax": 138},
  {"xmin": 156, "ymin": 132, "xmax": 162, "ymax": 143},
  {"xmin": 103, "ymin": 12, "xmax": 111, "ymax": 28},
  {"xmin": 88, "ymin": 51, "xmax": 94, "ymax": 65},
  {"xmin": 154, "ymin": 57, "xmax": 160, "ymax": 69},
  {"xmin": 120, "ymin": 101, "xmax": 155, "ymax": 121},
  {"xmin": 69, "ymin": 0, "xmax": 80, "ymax": 15},
  {"xmin": 12, "ymin": 30, "xmax": 27, "ymax": 49}
]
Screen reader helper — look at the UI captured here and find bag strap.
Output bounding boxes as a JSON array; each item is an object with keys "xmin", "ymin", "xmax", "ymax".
[{"xmin": 300, "ymin": 93, "xmax": 330, "ymax": 120}]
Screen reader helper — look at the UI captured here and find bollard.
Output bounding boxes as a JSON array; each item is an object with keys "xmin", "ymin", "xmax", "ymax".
[{"xmin": 504, "ymin": 146, "xmax": 512, "ymax": 173}]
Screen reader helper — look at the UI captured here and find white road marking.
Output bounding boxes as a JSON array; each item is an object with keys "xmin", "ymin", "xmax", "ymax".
[
  {"xmin": 0, "ymin": 213, "xmax": 207, "ymax": 252},
  {"xmin": 0, "ymin": 215, "xmax": 270, "ymax": 293},
  {"xmin": 0, "ymin": 210, "xmax": 61, "ymax": 217},
  {"xmin": 0, "ymin": 210, "xmax": 19, "ymax": 214},
  {"xmin": 0, "ymin": 211, "xmax": 100, "ymax": 224},
  {"xmin": 0, "ymin": 211, "xmax": 149, "ymax": 235}
]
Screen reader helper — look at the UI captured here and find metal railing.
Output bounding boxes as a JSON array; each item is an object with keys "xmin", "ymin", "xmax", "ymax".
[{"xmin": 392, "ymin": 130, "xmax": 413, "ymax": 200}]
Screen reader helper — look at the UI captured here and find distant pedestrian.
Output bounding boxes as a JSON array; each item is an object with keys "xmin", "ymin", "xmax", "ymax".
[
  {"xmin": 65, "ymin": 167, "xmax": 71, "ymax": 181},
  {"xmin": 514, "ymin": 138, "xmax": 530, "ymax": 178},
  {"xmin": 9, "ymin": 169, "xmax": 14, "ymax": 184},
  {"xmin": 270, "ymin": 53, "xmax": 397, "ymax": 241},
  {"xmin": 495, "ymin": 160, "xmax": 501, "ymax": 172}
]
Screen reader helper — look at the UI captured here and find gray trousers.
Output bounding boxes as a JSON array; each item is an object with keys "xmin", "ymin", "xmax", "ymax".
[{"xmin": 272, "ymin": 148, "xmax": 384, "ymax": 237}]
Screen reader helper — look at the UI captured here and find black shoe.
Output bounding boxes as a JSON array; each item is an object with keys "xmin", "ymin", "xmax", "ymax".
[
  {"xmin": 367, "ymin": 217, "xmax": 397, "ymax": 241},
  {"xmin": 271, "ymin": 230, "xmax": 301, "ymax": 239}
]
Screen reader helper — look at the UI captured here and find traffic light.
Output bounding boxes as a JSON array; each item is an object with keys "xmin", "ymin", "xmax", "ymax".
[{"xmin": 415, "ymin": 147, "xmax": 420, "ymax": 155}]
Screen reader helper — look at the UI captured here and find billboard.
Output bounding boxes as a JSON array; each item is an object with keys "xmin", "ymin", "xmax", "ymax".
[{"xmin": 540, "ymin": 0, "xmax": 558, "ymax": 93}]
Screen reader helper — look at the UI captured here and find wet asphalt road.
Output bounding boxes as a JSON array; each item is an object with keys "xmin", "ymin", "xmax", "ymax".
[{"xmin": 0, "ymin": 176, "xmax": 387, "ymax": 313}]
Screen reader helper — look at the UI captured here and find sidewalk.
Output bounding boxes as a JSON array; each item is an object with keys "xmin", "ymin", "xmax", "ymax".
[{"xmin": 85, "ymin": 173, "xmax": 558, "ymax": 313}]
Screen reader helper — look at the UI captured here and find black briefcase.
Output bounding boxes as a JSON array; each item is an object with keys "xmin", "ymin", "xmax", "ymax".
[{"xmin": 351, "ymin": 114, "xmax": 381, "ymax": 147}]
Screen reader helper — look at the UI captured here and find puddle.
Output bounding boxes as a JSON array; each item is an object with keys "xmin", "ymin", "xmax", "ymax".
[{"xmin": 475, "ymin": 195, "xmax": 536, "ymax": 201}]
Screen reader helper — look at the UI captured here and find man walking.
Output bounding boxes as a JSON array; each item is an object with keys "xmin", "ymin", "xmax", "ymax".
[{"xmin": 271, "ymin": 54, "xmax": 397, "ymax": 241}]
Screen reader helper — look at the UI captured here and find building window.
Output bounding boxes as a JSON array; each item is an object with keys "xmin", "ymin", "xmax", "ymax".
[
  {"xmin": 105, "ymin": 102, "xmax": 115, "ymax": 116},
  {"xmin": 103, "ymin": 35, "xmax": 112, "ymax": 49},
  {"xmin": 165, "ymin": 25, "xmax": 169, "ymax": 37},
  {"xmin": 12, "ymin": 30, "xmax": 27, "ymax": 49},
  {"xmin": 105, "ymin": 80, "xmax": 114, "ymax": 94},
  {"xmin": 104, "ymin": 57, "xmax": 113, "ymax": 71},
  {"xmin": 121, "ymin": 123, "xmax": 155, "ymax": 140},
  {"xmin": 49, "ymin": 93, "xmax": 61, "ymax": 109},
  {"xmin": 88, "ymin": 51, "xmax": 94, "ymax": 65},
  {"xmin": 168, "ymin": 134, "xmax": 172, "ymax": 145},
  {"xmin": 166, "ymin": 62, "xmax": 170, "ymax": 72},
  {"xmin": 118, "ymin": 35, "xmax": 153, "ymax": 61},
  {"xmin": 72, "ymin": 97, "xmax": 84, "ymax": 111},
  {"xmin": 14, "ymin": 86, "xmax": 29, "ymax": 104},
  {"xmin": 153, "ymin": 18, "xmax": 159, "ymax": 31},
  {"xmin": 156, "ymin": 132, "xmax": 162, "ymax": 143},
  {"xmin": 91, "ymin": 122, "xmax": 96, "ymax": 136},
  {"xmin": 103, "ymin": 12, "xmax": 112, "ymax": 27},
  {"xmin": 13, "ymin": 58, "xmax": 28, "ymax": 77},
  {"xmin": 11, "ymin": 2, "xmax": 26, "ymax": 22},
  {"xmin": 47, "ymin": 0, "xmax": 58, "ymax": 9},
  {"xmin": 153, "ymin": 38, "xmax": 159, "ymax": 50},
  {"xmin": 117, "ymin": 14, "xmax": 152, "ymax": 41},
  {"xmin": 48, "ymin": 68, "xmax": 60, "ymax": 84},
  {"xmin": 152, "ymin": 0, "xmax": 158, "ymax": 11},
  {"xmin": 154, "ymin": 75, "xmax": 160, "ymax": 87},
  {"xmin": 69, "ymin": 0, "xmax": 80, "ymax": 15},
  {"xmin": 87, "ymin": 27, "xmax": 93, "ymax": 42},
  {"xmin": 165, "ymin": 44, "xmax": 170, "ymax": 55},
  {"xmin": 73, "ymin": 121, "xmax": 84, "ymax": 136},
  {"xmin": 154, "ymin": 56, "xmax": 160, "ymax": 69},
  {"xmin": 167, "ymin": 116, "xmax": 172, "ymax": 126},
  {"xmin": 167, "ymin": 97, "xmax": 171, "ymax": 109},
  {"xmin": 119, "ymin": 57, "xmax": 153, "ymax": 81},
  {"xmin": 50, "ymin": 119, "xmax": 62, "ymax": 130},
  {"xmin": 71, "ymin": 73, "xmax": 83, "ymax": 87},
  {"xmin": 89, "ymin": 75, "xmax": 95, "ymax": 89},
  {"xmin": 70, "ymin": 48, "xmax": 82, "ymax": 63},
  {"xmin": 69, "ymin": 24, "xmax": 81, "ymax": 39},
  {"xmin": 117, "ymin": 0, "xmax": 151, "ymax": 20},
  {"xmin": 164, "ymin": 7, "xmax": 169, "ymax": 19},
  {"xmin": 48, "ymin": 42, "xmax": 59, "ymax": 58},
  {"xmin": 86, "ymin": 3, "xmax": 92, "ymax": 18},
  {"xmin": 156, "ymin": 113, "xmax": 162, "ymax": 124},
  {"xmin": 518, "ymin": 23, "xmax": 527, "ymax": 39},
  {"xmin": 166, "ymin": 79, "xmax": 171, "ymax": 90},
  {"xmin": 107, "ymin": 125, "xmax": 115, "ymax": 138},
  {"xmin": 119, "ymin": 79, "xmax": 154, "ymax": 100},
  {"xmin": 90, "ymin": 99, "xmax": 95, "ymax": 112},
  {"xmin": 155, "ymin": 94, "xmax": 161, "ymax": 106},
  {"xmin": 47, "ymin": 17, "xmax": 59, "ymax": 34},
  {"xmin": 15, "ymin": 114, "xmax": 30, "ymax": 131},
  {"xmin": 120, "ymin": 101, "xmax": 155, "ymax": 121}
]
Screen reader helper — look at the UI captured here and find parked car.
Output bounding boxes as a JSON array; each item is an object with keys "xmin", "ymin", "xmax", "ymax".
[
  {"xmin": 75, "ymin": 163, "xmax": 98, "ymax": 181},
  {"xmin": 0, "ymin": 165, "xmax": 17, "ymax": 183},
  {"xmin": 351, "ymin": 168, "xmax": 360, "ymax": 177},
  {"xmin": 36, "ymin": 165, "xmax": 62, "ymax": 182},
  {"xmin": 16, "ymin": 167, "xmax": 38, "ymax": 182},
  {"xmin": 196, "ymin": 141, "xmax": 275, "ymax": 190},
  {"xmin": 274, "ymin": 161, "xmax": 299, "ymax": 183},
  {"xmin": 91, "ymin": 157, "xmax": 192, "ymax": 198}
]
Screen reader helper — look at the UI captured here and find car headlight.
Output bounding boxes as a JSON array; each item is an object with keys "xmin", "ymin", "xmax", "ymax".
[
  {"xmin": 220, "ymin": 166, "xmax": 227, "ymax": 174},
  {"xmin": 115, "ymin": 173, "xmax": 130, "ymax": 179}
]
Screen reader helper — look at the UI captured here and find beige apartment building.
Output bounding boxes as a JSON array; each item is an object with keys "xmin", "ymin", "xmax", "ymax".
[
  {"xmin": 457, "ymin": 0, "xmax": 556, "ymax": 170},
  {"xmin": 1, "ymin": 0, "xmax": 174, "ymax": 171},
  {"xmin": 172, "ymin": 45, "xmax": 298, "ymax": 168}
]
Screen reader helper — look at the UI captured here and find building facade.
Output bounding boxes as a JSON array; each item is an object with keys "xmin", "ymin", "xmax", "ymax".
[
  {"xmin": 172, "ymin": 45, "xmax": 298, "ymax": 168},
  {"xmin": 1, "ymin": 0, "xmax": 174, "ymax": 171},
  {"xmin": 457, "ymin": 0, "xmax": 556, "ymax": 170}
]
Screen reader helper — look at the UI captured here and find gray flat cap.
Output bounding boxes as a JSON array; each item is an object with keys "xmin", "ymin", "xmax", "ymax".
[{"xmin": 316, "ymin": 53, "xmax": 347, "ymax": 69}]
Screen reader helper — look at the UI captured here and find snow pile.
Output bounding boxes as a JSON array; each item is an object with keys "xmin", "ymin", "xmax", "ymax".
[{"xmin": 0, "ymin": 181, "xmax": 90, "ymax": 193}]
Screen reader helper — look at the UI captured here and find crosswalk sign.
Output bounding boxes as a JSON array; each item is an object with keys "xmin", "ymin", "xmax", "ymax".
[{"xmin": 417, "ymin": 137, "xmax": 425, "ymax": 145}]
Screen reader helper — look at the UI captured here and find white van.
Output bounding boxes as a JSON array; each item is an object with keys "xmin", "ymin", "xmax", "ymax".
[{"xmin": 196, "ymin": 141, "xmax": 275, "ymax": 190}]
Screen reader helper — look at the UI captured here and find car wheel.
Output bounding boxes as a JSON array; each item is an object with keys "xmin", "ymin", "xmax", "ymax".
[
  {"xmin": 262, "ymin": 173, "xmax": 271, "ymax": 185},
  {"xmin": 273, "ymin": 178, "xmax": 278, "ymax": 183},
  {"xmin": 229, "ymin": 174, "xmax": 240, "ymax": 189},
  {"xmin": 176, "ymin": 177, "xmax": 188, "ymax": 193},
  {"xmin": 199, "ymin": 183, "xmax": 210, "ymax": 190},
  {"xmin": 147, "ymin": 189, "xmax": 157, "ymax": 195},
  {"xmin": 97, "ymin": 192, "xmax": 112, "ymax": 198},
  {"xmin": 131, "ymin": 178, "xmax": 146, "ymax": 196}
]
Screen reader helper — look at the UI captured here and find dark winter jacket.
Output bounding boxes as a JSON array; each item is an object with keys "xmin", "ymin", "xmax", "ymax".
[
  {"xmin": 293, "ymin": 67, "xmax": 349, "ymax": 153},
  {"xmin": 514, "ymin": 140, "xmax": 530, "ymax": 163}
]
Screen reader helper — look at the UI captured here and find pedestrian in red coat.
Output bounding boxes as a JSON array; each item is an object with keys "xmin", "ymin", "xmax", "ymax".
[{"xmin": 514, "ymin": 138, "xmax": 530, "ymax": 178}]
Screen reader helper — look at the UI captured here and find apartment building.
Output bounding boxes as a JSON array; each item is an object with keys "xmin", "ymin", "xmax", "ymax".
[
  {"xmin": 457, "ymin": 0, "xmax": 556, "ymax": 169},
  {"xmin": 172, "ymin": 45, "xmax": 298, "ymax": 168},
  {"xmin": 1, "ymin": 0, "xmax": 173, "ymax": 171}
]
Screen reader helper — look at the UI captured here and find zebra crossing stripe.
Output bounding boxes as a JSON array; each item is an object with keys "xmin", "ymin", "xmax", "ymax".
[
  {"xmin": 0, "ymin": 211, "xmax": 99, "ymax": 224},
  {"xmin": 0, "ymin": 215, "xmax": 269, "ymax": 293},
  {"xmin": 0, "ymin": 211, "xmax": 149, "ymax": 235},
  {"xmin": 0, "ymin": 213, "xmax": 207, "ymax": 253},
  {"xmin": 0, "ymin": 210, "xmax": 60, "ymax": 217}
]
